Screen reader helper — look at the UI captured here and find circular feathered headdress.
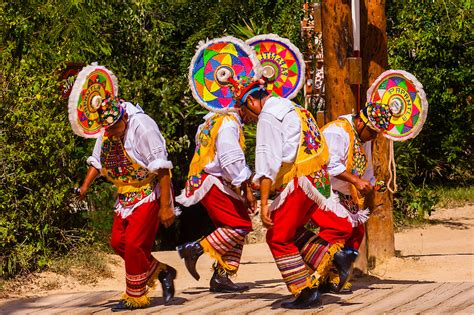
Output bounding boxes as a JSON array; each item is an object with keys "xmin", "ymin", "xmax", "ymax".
[
  {"xmin": 366, "ymin": 70, "xmax": 428, "ymax": 141},
  {"xmin": 188, "ymin": 36, "xmax": 262, "ymax": 113},
  {"xmin": 246, "ymin": 34, "xmax": 305, "ymax": 99},
  {"xmin": 68, "ymin": 63, "xmax": 119, "ymax": 138}
]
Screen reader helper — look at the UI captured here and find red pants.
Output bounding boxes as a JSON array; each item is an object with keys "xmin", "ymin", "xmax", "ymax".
[
  {"xmin": 346, "ymin": 223, "xmax": 365, "ymax": 250},
  {"xmin": 310, "ymin": 208, "xmax": 353, "ymax": 244},
  {"xmin": 201, "ymin": 186, "xmax": 252, "ymax": 231},
  {"xmin": 199, "ymin": 185, "xmax": 252, "ymax": 273},
  {"xmin": 110, "ymin": 200, "xmax": 162, "ymax": 298},
  {"xmin": 309, "ymin": 207, "xmax": 365, "ymax": 250},
  {"xmin": 267, "ymin": 184, "xmax": 318, "ymax": 294}
]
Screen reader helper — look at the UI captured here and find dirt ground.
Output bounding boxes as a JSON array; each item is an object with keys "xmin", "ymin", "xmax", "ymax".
[{"xmin": 1, "ymin": 205, "xmax": 473, "ymax": 300}]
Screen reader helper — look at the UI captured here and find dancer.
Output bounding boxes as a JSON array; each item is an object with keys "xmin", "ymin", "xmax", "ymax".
[
  {"xmin": 176, "ymin": 36, "xmax": 258, "ymax": 293},
  {"xmin": 78, "ymin": 97, "xmax": 177, "ymax": 311},
  {"xmin": 237, "ymin": 79, "xmax": 340, "ymax": 309},
  {"xmin": 296, "ymin": 102, "xmax": 392, "ymax": 293}
]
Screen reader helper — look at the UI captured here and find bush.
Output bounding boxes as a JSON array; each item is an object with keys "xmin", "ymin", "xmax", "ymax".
[
  {"xmin": 387, "ymin": 0, "xmax": 473, "ymax": 221},
  {"xmin": 0, "ymin": 0, "xmax": 302, "ymax": 278}
]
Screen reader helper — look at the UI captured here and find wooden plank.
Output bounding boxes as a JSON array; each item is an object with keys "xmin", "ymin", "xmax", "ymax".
[
  {"xmin": 419, "ymin": 283, "xmax": 474, "ymax": 314},
  {"xmin": 321, "ymin": 283, "xmax": 410, "ymax": 313},
  {"xmin": 0, "ymin": 292, "xmax": 91, "ymax": 315},
  {"xmin": 212, "ymin": 285, "xmax": 286, "ymax": 314},
  {"xmin": 46, "ymin": 291, "xmax": 119, "ymax": 314},
  {"xmin": 351, "ymin": 282, "xmax": 441, "ymax": 313},
  {"xmin": 389, "ymin": 282, "xmax": 472, "ymax": 313}
]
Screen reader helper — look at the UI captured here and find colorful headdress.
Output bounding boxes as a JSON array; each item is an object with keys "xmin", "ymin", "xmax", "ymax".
[
  {"xmin": 68, "ymin": 63, "xmax": 119, "ymax": 138},
  {"xmin": 188, "ymin": 36, "xmax": 261, "ymax": 113},
  {"xmin": 228, "ymin": 77, "xmax": 266, "ymax": 104},
  {"xmin": 366, "ymin": 70, "xmax": 428, "ymax": 141},
  {"xmin": 97, "ymin": 97, "xmax": 125, "ymax": 128},
  {"xmin": 360, "ymin": 102, "xmax": 392, "ymax": 132},
  {"xmin": 246, "ymin": 34, "xmax": 305, "ymax": 99}
]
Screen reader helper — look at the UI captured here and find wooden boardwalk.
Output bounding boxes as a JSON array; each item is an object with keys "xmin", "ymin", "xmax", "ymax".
[{"xmin": 2, "ymin": 278, "xmax": 473, "ymax": 314}]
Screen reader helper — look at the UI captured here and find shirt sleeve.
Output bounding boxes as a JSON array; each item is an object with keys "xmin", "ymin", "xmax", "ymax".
[
  {"xmin": 216, "ymin": 118, "xmax": 251, "ymax": 187},
  {"xmin": 134, "ymin": 115, "xmax": 173, "ymax": 173},
  {"xmin": 86, "ymin": 136, "xmax": 103, "ymax": 171},
  {"xmin": 362, "ymin": 141, "xmax": 376, "ymax": 184},
  {"xmin": 253, "ymin": 112, "xmax": 283, "ymax": 184},
  {"xmin": 323, "ymin": 128, "xmax": 349, "ymax": 177}
]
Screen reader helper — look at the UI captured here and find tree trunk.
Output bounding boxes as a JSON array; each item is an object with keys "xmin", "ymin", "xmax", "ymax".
[
  {"xmin": 360, "ymin": 0, "xmax": 395, "ymax": 269},
  {"xmin": 321, "ymin": 0, "xmax": 356, "ymax": 119}
]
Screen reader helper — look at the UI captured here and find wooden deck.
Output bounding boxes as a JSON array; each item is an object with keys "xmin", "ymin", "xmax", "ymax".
[{"xmin": 2, "ymin": 278, "xmax": 473, "ymax": 314}]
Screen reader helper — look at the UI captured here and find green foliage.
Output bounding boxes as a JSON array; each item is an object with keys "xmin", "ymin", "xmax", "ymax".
[
  {"xmin": 436, "ymin": 185, "xmax": 474, "ymax": 208},
  {"xmin": 0, "ymin": 0, "xmax": 303, "ymax": 278},
  {"xmin": 387, "ymin": 0, "xmax": 473, "ymax": 221}
]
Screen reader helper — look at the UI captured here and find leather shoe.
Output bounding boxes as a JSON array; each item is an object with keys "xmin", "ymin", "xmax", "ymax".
[
  {"xmin": 318, "ymin": 281, "xmax": 352, "ymax": 294},
  {"xmin": 210, "ymin": 270, "xmax": 249, "ymax": 293},
  {"xmin": 333, "ymin": 248, "xmax": 359, "ymax": 292},
  {"xmin": 177, "ymin": 241, "xmax": 204, "ymax": 280},
  {"xmin": 158, "ymin": 266, "xmax": 177, "ymax": 304},
  {"xmin": 111, "ymin": 300, "xmax": 136, "ymax": 312},
  {"xmin": 281, "ymin": 287, "xmax": 322, "ymax": 309}
]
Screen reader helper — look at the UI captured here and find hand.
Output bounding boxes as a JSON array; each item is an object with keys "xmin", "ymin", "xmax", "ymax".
[
  {"xmin": 260, "ymin": 203, "xmax": 273, "ymax": 229},
  {"xmin": 354, "ymin": 178, "xmax": 373, "ymax": 196},
  {"xmin": 78, "ymin": 185, "xmax": 88, "ymax": 200},
  {"xmin": 159, "ymin": 205, "xmax": 175, "ymax": 228},
  {"xmin": 232, "ymin": 185, "xmax": 242, "ymax": 196},
  {"xmin": 245, "ymin": 190, "xmax": 257, "ymax": 214}
]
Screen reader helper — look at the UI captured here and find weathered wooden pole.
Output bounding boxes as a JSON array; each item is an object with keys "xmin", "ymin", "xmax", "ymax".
[
  {"xmin": 321, "ymin": 0, "xmax": 394, "ymax": 272},
  {"xmin": 321, "ymin": 0, "xmax": 356, "ymax": 119},
  {"xmin": 361, "ymin": 0, "xmax": 395, "ymax": 267}
]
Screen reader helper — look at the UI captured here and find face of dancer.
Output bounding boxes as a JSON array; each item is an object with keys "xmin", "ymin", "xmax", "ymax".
[
  {"xmin": 356, "ymin": 117, "xmax": 379, "ymax": 142},
  {"xmin": 239, "ymin": 95, "xmax": 263, "ymax": 124},
  {"xmin": 106, "ymin": 114, "xmax": 128, "ymax": 139}
]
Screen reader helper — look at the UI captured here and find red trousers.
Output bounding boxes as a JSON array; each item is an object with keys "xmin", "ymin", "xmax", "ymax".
[
  {"xmin": 199, "ymin": 185, "xmax": 252, "ymax": 273},
  {"xmin": 346, "ymin": 223, "xmax": 365, "ymax": 250},
  {"xmin": 201, "ymin": 185, "xmax": 252, "ymax": 231},
  {"xmin": 266, "ymin": 184, "xmax": 318, "ymax": 294},
  {"xmin": 308, "ymin": 207, "xmax": 365, "ymax": 250},
  {"xmin": 110, "ymin": 200, "xmax": 161, "ymax": 297}
]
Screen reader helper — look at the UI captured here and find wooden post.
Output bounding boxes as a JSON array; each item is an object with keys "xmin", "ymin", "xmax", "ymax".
[
  {"xmin": 321, "ymin": 0, "xmax": 356, "ymax": 119},
  {"xmin": 360, "ymin": 0, "xmax": 395, "ymax": 268}
]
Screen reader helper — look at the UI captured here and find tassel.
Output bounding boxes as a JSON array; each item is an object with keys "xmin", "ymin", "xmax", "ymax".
[
  {"xmin": 120, "ymin": 293, "xmax": 151, "ymax": 309},
  {"xmin": 200, "ymin": 238, "xmax": 237, "ymax": 274},
  {"xmin": 288, "ymin": 275, "xmax": 319, "ymax": 296},
  {"xmin": 146, "ymin": 262, "xmax": 167, "ymax": 290},
  {"xmin": 328, "ymin": 271, "xmax": 352, "ymax": 290}
]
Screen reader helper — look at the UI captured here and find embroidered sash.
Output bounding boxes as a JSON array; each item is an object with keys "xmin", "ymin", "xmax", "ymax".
[
  {"xmin": 100, "ymin": 136, "xmax": 157, "ymax": 207},
  {"xmin": 184, "ymin": 114, "xmax": 245, "ymax": 197},
  {"xmin": 272, "ymin": 105, "xmax": 330, "ymax": 197},
  {"xmin": 321, "ymin": 118, "xmax": 368, "ymax": 207}
]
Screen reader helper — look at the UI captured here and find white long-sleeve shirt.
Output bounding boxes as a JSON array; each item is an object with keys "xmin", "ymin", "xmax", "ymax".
[
  {"xmin": 87, "ymin": 102, "xmax": 172, "ymax": 218},
  {"xmin": 253, "ymin": 97, "xmax": 301, "ymax": 184},
  {"xmin": 200, "ymin": 112, "xmax": 252, "ymax": 187},
  {"xmin": 175, "ymin": 112, "xmax": 251, "ymax": 206},
  {"xmin": 322, "ymin": 114, "xmax": 375, "ymax": 196}
]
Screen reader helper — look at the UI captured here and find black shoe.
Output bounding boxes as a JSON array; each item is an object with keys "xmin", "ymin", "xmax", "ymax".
[
  {"xmin": 158, "ymin": 266, "xmax": 177, "ymax": 304},
  {"xmin": 209, "ymin": 270, "xmax": 250, "ymax": 293},
  {"xmin": 333, "ymin": 248, "xmax": 359, "ymax": 292},
  {"xmin": 177, "ymin": 241, "xmax": 204, "ymax": 280},
  {"xmin": 318, "ymin": 282, "xmax": 352, "ymax": 294},
  {"xmin": 281, "ymin": 287, "xmax": 322, "ymax": 309},
  {"xmin": 111, "ymin": 300, "xmax": 138, "ymax": 312}
]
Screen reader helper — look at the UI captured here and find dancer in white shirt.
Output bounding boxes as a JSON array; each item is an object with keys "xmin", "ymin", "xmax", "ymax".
[
  {"xmin": 79, "ymin": 98, "xmax": 177, "ymax": 311},
  {"xmin": 235, "ymin": 79, "xmax": 342, "ymax": 309},
  {"xmin": 176, "ymin": 110, "xmax": 256, "ymax": 293}
]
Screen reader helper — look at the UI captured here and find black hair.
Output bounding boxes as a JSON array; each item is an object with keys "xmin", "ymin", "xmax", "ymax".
[{"xmin": 249, "ymin": 88, "xmax": 269, "ymax": 100}]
